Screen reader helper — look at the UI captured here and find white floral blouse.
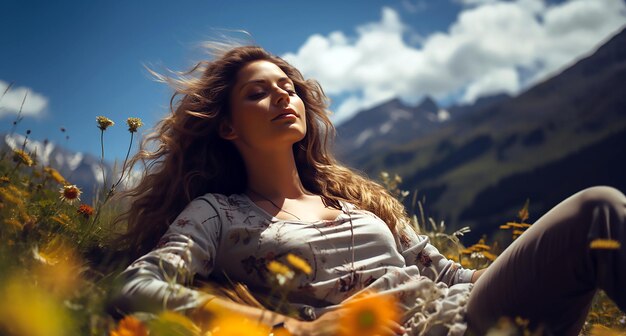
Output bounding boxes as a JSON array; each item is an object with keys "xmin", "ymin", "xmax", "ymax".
[{"xmin": 117, "ymin": 193, "xmax": 475, "ymax": 335}]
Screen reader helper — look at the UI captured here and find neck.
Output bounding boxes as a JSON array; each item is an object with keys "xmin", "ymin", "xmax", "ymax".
[{"xmin": 240, "ymin": 146, "xmax": 307, "ymax": 199}]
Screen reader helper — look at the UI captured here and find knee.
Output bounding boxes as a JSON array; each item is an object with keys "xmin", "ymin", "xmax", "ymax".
[
  {"xmin": 576, "ymin": 186, "xmax": 626, "ymax": 208},
  {"xmin": 574, "ymin": 186, "xmax": 626, "ymax": 222}
]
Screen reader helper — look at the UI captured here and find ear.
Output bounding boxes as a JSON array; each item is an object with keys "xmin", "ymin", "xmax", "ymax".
[{"xmin": 219, "ymin": 120, "xmax": 237, "ymax": 140}]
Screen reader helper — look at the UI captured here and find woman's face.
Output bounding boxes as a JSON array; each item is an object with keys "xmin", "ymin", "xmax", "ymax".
[{"xmin": 225, "ymin": 60, "xmax": 307, "ymax": 152}]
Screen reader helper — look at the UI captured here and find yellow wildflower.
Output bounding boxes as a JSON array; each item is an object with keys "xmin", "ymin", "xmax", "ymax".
[
  {"xmin": 267, "ymin": 260, "xmax": 291, "ymax": 276},
  {"xmin": 286, "ymin": 253, "xmax": 312, "ymax": 275},
  {"xmin": 96, "ymin": 116, "xmax": 115, "ymax": 130},
  {"xmin": 12, "ymin": 149, "xmax": 34, "ymax": 166},
  {"xmin": 110, "ymin": 316, "xmax": 148, "ymax": 336},
  {"xmin": 482, "ymin": 251, "xmax": 498, "ymax": 261},
  {"xmin": 44, "ymin": 167, "xmax": 66, "ymax": 184},
  {"xmin": 126, "ymin": 117, "xmax": 143, "ymax": 133},
  {"xmin": 588, "ymin": 323, "xmax": 625, "ymax": 336},
  {"xmin": 505, "ymin": 222, "xmax": 532, "ymax": 228},
  {"xmin": 0, "ymin": 176, "xmax": 9, "ymax": 184},
  {"xmin": 590, "ymin": 239, "xmax": 621, "ymax": 250},
  {"xmin": 59, "ymin": 184, "xmax": 81, "ymax": 204},
  {"xmin": 207, "ymin": 312, "xmax": 269, "ymax": 336},
  {"xmin": 51, "ymin": 213, "xmax": 73, "ymax": 229},
  {"xmin": 471, "ymin": 243, "xmax": 491, "ymax": 251},
  {"xmin": 339, "ymin": 291, "xmax": 399, "ymax": 336},
  {"xmin": 4, "ymin": 218, "xmax": 23, "ymax": 230},
  {"xmin": 518, "ymin": 199, "xmax": 530, "ymax": 222}
]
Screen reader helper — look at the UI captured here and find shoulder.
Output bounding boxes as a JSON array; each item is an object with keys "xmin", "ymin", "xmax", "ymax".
[
  {"xmin": 183, "ymin": 192, "xmax": 253, "ymax": 221},
  {"xmin": 193, "ymin": 193, "xmax": 250, "ymax": 210}
]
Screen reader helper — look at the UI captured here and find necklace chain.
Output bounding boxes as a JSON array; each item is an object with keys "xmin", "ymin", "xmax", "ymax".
[{"xmin": 247, "ymin": 189, "xmax": 302, "ymax": 221}]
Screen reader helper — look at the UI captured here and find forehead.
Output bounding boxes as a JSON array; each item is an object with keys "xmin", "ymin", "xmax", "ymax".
[{"xmin": 235, "ymin": 60, "xmax": 290, "ymax": 85}]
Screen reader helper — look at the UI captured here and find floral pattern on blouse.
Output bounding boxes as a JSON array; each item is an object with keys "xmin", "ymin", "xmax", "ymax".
[{"xmin": 115, "ymin": 193, "xmax": 475, "ymax": 320}]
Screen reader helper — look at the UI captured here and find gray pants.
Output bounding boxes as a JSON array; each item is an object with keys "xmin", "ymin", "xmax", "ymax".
[{"xmin": 466, "ymin": 186, "xmax": 626, "ymax": 335}]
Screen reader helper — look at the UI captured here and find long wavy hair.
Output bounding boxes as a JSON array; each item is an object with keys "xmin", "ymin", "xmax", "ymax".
[{"xmin": 117, "ymin": 45, "xmax": 409, "ymax": 258}]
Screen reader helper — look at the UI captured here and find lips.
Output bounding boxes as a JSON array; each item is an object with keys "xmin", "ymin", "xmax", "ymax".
[{"xmin": 272, "ymin": 108, "xmax": 298, "ymax": 121}]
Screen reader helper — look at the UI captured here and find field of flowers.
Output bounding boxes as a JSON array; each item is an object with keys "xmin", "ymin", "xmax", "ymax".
[{"xmin": 0, "ymin": 115, "xmax": 624, "ymax": 335}]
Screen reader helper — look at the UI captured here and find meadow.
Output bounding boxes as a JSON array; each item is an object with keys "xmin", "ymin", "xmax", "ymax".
[{"xmin": 0, "ymin": 115, "xmax": 624, "ymax": 335}]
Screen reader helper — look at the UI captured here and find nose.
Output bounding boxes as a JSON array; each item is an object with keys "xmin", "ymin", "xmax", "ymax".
[{"xmin": 273, "ymin": 87, "xmax": 290, "ymax": 107}]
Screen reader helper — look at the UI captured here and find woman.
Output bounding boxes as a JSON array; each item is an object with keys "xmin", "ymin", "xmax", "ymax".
[{"xmin": 113, "ymin": 45, "xmax": 626, "ymax": 335}]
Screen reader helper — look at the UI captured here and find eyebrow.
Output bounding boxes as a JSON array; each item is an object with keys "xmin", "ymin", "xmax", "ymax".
[{"xmin": 239, "ymin": 77, "xmax": 292, "ymax": 93}]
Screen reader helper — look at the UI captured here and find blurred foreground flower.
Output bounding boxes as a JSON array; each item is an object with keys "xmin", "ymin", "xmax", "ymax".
[
  {"xmin": 286, "ymin": 253, "xmax": 312, "ymax": 275},
  {"xmin": 97, "ymin": 116, "xmax": 115, "ymax": 130},
  {"xmin": 110, "ymin": 316, "xmax": 148, "ymax": 336},
  {"xmin": 207, "ymin": 312, "xmax": 269, "ymax": 336},
  {"xmin": 148, "ymin": 311, "xmax": 200, "ymax": 336},
  {"xmin": 126, "ymin": 117, "xmax": 143, "ymax": 133},
  {"xmin": 32, "ymin": 238, "xmax": 84, "ymax": 296},
  {"xmin": 0, "ymin": 276, "xmax": 75, "ymax": 336},
  {"xmin": 267, "ymin": 260, "xmax": 294, "ymax": 286},
  {"xmin": 12, "ymin": 149, "xmax": 34, "ymax": 166},
  {"xmin": 59, "ymin": 184, "xmax": 82, "ymax": 204},
  {"xmin": 339, "ymin": 290, "xmax": 399, "ymax": 336}
]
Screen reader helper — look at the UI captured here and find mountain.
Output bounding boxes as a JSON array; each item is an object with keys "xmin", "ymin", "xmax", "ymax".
[
  {"xmin": 1, "ymin": 133, "xmax": 117, "ymax": 203},
  {"xmin": 335, "ymin": 27, "xmax": 626, "ymax": 244},
  {"xmin": 335, "ymin": 96, "xmax": 452, "ymax": 165}
]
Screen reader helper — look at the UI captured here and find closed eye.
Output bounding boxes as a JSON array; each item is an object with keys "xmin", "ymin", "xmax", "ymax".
[{"xmin": 248, "ymin": 92, "xmax": 266, "ymax": 100}]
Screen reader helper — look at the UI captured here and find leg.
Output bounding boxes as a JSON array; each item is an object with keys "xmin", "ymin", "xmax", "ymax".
[{"xmin": 465, "ymin": 186, "xmax": 626, "ymax": 335}]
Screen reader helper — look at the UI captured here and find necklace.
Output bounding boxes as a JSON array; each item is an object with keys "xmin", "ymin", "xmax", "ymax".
[{"xmin": 247, "ymin": 189, "xmax": 303, "ymax": 221}]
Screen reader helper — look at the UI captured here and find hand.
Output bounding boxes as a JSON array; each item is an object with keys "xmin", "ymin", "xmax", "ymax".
[
  {"xmin": 471, "ymin": 268, "xmax": 488, "ymax": 283},
  {"xmin": 285, "ymin": 309, "xmax": 406, "ymax": 336}
]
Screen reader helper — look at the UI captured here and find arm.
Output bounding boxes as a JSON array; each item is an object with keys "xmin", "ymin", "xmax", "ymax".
[
  {"xmin": 112, "ymin": 197, "xmax": 221, "ymax": 313},
  {"xmin": 395, "ymin": 224, "xmax": 475, "ymax": 286},
  {"xmin": 471, "ymin": 267, "xmax": 487, "ymax": 283}
]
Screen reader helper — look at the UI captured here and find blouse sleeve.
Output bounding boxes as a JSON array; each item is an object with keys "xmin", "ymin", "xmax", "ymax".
[
  {"xmin": 394, "ymin": 223, "xmax": 475, "ymax": 286},
  {"xmin": 112, "ymin": 196, "xmax": 222, "ymax": 314}
]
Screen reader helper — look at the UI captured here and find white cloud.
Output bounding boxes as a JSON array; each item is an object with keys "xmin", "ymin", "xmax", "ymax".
[
  {"xmin": 284, "ymin": 0, "xmax": 626, "ymax": 124},
  {"xmin": 0, "ymin": 80, "xmax": 48, "ymax": 119},
  {"xmin": 462, "ymin": 68, "xmax": 520, "ymax": 103}
]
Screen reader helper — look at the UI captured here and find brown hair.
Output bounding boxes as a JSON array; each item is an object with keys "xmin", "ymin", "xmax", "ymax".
[{"xmin": 116, "ymin": 45, "xmax": 409, "ymax": 258}]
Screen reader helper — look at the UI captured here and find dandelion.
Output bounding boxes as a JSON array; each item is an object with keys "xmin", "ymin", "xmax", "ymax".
[
  {"xmin": 110, "ymin": 316, "xmax": 148, "ymax": 336},
  {"xmin": 12, "ymin": 149, "xmax": 34, "ymax": 166},
  {"xmin": 339, "ymin": 291, "xmax": 399, "ymax": 336},
  {"xmin": 44, "ymin": 167, "xmax": 66, "ymax": 184},
  {"xmin": 286, "ymin": 253, "xmax": 312, "ymax": 275},
  {"xmin": 96, "ymin": 116, "xmax": 114, "ymax": 130},
  {"xmin": 126, "ymin": 117, "xmax": 143, "ymax": 133},
  {"xmin": 59, "ymin": 185, "xmax": 81, "ymax": 204},
  {"xmin": 77, "ymin": 204, "xmax": 94, "ymax": 218},
  {"xmin": 590, "ymin": 239, "xmax": 621, "ymax": 250}
]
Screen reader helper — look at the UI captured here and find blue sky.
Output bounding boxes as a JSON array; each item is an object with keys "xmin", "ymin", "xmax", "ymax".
[{"xmin": 1, "ymin": 0, "xmax": 625, "ymax": 162}]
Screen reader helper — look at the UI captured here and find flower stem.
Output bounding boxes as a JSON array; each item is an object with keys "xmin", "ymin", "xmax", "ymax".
[{"xmin": 100, "ymin": 129, "xmax": 107, "ymax": 191}]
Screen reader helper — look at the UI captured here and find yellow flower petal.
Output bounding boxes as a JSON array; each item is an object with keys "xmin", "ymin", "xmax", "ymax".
[{"xmin": 590, "ymin": 239, "xmax": 621, "ymax": 250}]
